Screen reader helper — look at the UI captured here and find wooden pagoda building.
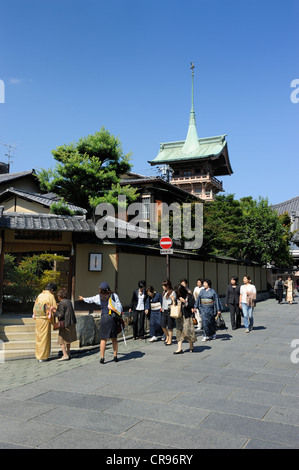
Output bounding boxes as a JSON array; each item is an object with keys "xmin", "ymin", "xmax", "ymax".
[{"xmin": 149, "ymin": 64, "xmax": 233, "ymax": 200}]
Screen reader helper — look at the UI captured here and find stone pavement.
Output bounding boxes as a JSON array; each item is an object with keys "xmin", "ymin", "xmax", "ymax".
[{"xmin": 0, "ymin": 297, "xmax": 299, "ymax": 450}]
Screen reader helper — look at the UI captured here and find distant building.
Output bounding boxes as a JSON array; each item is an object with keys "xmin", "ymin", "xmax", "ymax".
[
  {"xmin": 149, "ymin": 66, "xmax": 233, "ymax": 200},
  {"xmin": 271, "ymin": 196, "xmax": 299, "ymax": 265}
]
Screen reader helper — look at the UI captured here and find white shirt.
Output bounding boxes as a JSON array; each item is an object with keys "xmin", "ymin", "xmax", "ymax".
[
  {"xmin": 193, "ymin": 285, "xmax": 204, "ymax": 300},
  {"xmin": 240, "ymin": 284, "xmax": 256, "ymax": 303},
  {"xmin": 136, "ymin": 290, "xmax": 145, "ymax": 311}
]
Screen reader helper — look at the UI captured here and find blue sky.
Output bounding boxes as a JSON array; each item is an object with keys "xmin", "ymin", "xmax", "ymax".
[{"xmin": 0, "ymin": 0, "xmax": 298, "ymax": 205}]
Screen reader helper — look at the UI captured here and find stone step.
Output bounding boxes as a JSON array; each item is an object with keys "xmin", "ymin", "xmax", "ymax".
[
  {"xmin": 1, "ymin": 346, "xmax": 81, "ymax": 360},
  {"xmin": 0, "ymin": 314, "xmax": 80, "ymax": 360},
  {"xmin": 2, "ymin": 339, "xmax": 81, "ymax": 351},
  {"xmin": 0, "ymin": 324, "xmax": 36, "ymax": 333},
  {"xmin": 0, "ymin": 330, "xmax": 58, "ymax": 341},
  {"xmin": 0, "ymin": 315, "xmax": 35, "ymax": 325}
]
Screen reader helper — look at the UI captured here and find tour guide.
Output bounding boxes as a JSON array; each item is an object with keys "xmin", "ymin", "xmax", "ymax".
[{"xmin": 78, "ymin": 282, "xmax": 123, "ymax": 364}]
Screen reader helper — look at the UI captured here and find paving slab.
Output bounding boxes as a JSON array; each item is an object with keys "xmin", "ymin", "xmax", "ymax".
[{"xmin": 0, "ymin": 297, "xmax": 299, "ymax": 450}]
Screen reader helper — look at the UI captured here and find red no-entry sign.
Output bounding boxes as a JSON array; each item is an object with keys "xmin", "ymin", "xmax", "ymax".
[{"xmin": 160, "ymin": 237, "xmax": 173, "ymax": 250}]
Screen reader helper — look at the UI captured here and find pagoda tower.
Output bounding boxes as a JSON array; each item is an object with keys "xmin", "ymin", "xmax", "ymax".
[{"xmin": 149, "ymin": 63, "xmax": 233, "ymax": 200}]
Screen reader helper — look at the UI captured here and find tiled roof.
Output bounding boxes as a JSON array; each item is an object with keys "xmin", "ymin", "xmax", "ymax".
[
  {"xmin": 271, "ymin": 196, "xmax": 299, "ymax": 215},
  {"xmin": 0, "ymin": 170, "xmax": 36, "ymax": 183},
  {"xmin": 149, "ymin": 135, "xmax": 232, "ymax": 175},
  {"xmin": 0, "ymin": 212, "xmax": 95, "ymax": 232},
  {"xmin": 120, "ymin": 175, "xmax": 199, "ymax": 200},
  {"xmin": 0, "ymin": 187, "xmax": 87, "ymax": 214}
]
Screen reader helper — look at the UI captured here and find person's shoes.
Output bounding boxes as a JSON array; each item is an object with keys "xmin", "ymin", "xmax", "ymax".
[
  {"xmin": 148, "ymin": 336, "xmax": 157, "ymax": 342},
  {"xmin": 173, "ymin": 350, "xmax": 183, "ymax": 355},
  {"xmin": 100, "ymin": 358, "xmax": 105, "ymax": 364},
  {"xmin": 58, "ymin": 355, "xmax": 69, "ymax": 361},
  {"xmin": 245, "ymin": 329, "xmax": 250, "ymax": 333},
  {"xmin": 38, "ymin": 359, "xmax": 47, "ymax": 362},
  {"xmin": 211, "ymin": 334, "xmax": 217, "ymax": 340},
  {"xmin": 113, "ymin": 356, "xmax": 118, "ymax": 362},
  {"xmin": 202, "ymin": 336, "xmax": 208, "ymax": 342}
]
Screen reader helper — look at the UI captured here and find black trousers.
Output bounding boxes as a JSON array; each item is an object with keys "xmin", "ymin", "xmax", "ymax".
[
  {"xmin": 228, "ymin": 303, "xmax": 241, "ymax": 329},
  {"xmin": 275, "ymin": 289, "xmax": 283, "ymax": 303},
  {"xmin": 132, "ymin": 310, "xmax": 145, "ymax": 338}
]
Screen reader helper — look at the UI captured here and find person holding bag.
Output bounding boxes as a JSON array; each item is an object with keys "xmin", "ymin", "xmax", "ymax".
[
  {"xmin": 79, "ymin": 281, "xmax": 123, "ymax": 363},
  {"xmin": 194, "ymin": 279, "xmax": 222, "ymax": 342},
  {"xmin": 145, "ymin": 286, "xmax": 163, "ymax": 342},
  {"xmin": 161, "ymin": 281, "xmax": 176, "ymax": 346},
  {"xmin": 173, "ymin": 285, "xmax": 196, "ymax": 354},
  {"xmin": 55, "ymin": 288, "xmax": 77, "ymax": 361}
]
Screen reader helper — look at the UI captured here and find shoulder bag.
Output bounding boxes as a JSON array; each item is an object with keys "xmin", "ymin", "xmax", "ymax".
[{"xmin": 170, "ymin": 300, "xmax": 182, "ymax": 319}]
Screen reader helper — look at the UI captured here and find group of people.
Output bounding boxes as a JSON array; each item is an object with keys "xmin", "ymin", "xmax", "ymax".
[
  {"xmin": 127, "ymin": 275, "xmax": 257, "ymax": 353},
  {"xmin": 33, "ymin": 283, "xmax": 77, "ymax": 363},
  {"xmin": 274, "ymin": 276, "xmax": 295, "ymax": 304},
  {"xmin": 33, "ymin": 274, "xmax": 258, "ymax": 364}
]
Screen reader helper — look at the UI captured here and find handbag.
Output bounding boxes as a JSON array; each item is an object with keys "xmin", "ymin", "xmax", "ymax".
[
  {"xmin": 170, "ymin": 301, "xmax": 182, "ymax": 319},
  {"xmin": 215, "ymin": 314, "xmax": 226, "ymax": 330},
  {"xmin": 53, "ymin": 320, "xmax": 65, "ymax": 330}
]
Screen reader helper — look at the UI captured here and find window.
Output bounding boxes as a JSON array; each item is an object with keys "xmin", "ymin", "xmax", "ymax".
[{"xmin": 141, "ymin": 195, "xmax": 151, "ymax": 220}]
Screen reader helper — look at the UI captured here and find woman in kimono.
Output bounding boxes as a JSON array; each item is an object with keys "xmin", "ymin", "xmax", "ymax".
[
  {"xmin": 194, "ymin": 279, "xmax": 222, "ymax": 342},
  {"xmin": 284, "ymin": 276, "xmax": 294, "ymax": 304},
  {"xmin": 33, "ymin": 283, "xmax": 57, "ymax": 362},
  {"xmin": 79, "ymin": 281, "xmax": 123, "ymax": 364}
]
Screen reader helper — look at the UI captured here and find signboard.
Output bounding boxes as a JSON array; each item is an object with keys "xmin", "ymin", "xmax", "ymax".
[{"xmin": 160, "ymin": 237, "xmax": 173, "ymax": 254}]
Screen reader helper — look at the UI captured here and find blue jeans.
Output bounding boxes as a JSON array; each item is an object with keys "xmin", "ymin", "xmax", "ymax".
[{"xmin": 241, "ymin": 302, "xmax": 254, "ymax": 330}]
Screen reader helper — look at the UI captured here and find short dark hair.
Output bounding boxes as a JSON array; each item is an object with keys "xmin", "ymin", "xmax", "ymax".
[
  {"xmin": 46, "ymin": 283, "xmax": 57, "ymax": 292},
  {"xmin": 204, "ymin": 279, "xmax": 212, "ymax": 288},
  {"xmin": 146, "ymin": 286, "xmax": 155, "ymax": 294},
  {"xmin": 57, "ymin": 287, "xmax": 68, "ymax": 299},
  {"xmin": 231, "ymin": 276, "xmax": 239, "ymax": 284},
  {"xmin": 138, "ymin": 280, "xmax": 146, "ymax": 288}
]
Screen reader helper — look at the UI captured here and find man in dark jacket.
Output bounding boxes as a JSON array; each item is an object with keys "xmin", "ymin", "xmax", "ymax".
[
  {"xmin": 129, "ymin": 280, "xmax": 148, "ymax": 340},
  {"xmin": 225, "ymin": 276, "xmax": 241, "ymax": 330}
]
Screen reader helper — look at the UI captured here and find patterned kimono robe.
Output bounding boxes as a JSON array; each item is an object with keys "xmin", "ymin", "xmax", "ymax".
[{"xmin": 195, "ymin": 288, "xmax": 222, "ymax": 337}]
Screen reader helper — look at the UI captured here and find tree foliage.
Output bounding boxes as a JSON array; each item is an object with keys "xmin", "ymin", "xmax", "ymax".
[
  {"xmin": 37, "ymin": 127, "xmax": 138, "ymax": 217},
  {"xmin": 201, "ymin": 194, "xmax": 293, "ymax": 267},
  {"xmin": 3, "ymin": 253, "xmax": 67, "ymax": 306}
]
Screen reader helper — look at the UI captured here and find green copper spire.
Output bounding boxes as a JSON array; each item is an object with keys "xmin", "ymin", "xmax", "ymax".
[{"xmin": 182, "ymin": 62, "xmax": 201, "ymax": 155}]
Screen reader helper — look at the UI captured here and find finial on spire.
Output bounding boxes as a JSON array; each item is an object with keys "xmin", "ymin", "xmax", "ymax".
[{"xmin": 182, "ymin": 61, "xmax": 200, "ymax": 155}]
